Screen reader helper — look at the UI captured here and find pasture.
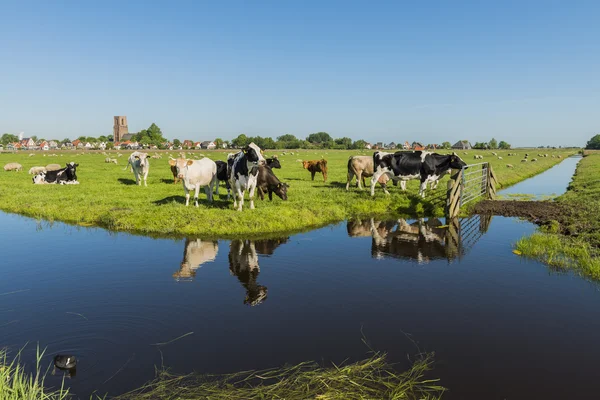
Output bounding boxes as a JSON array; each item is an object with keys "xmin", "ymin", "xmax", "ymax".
[{"xmin": 0, "ymin": 148, "xmax": 575, "ymax": 237}]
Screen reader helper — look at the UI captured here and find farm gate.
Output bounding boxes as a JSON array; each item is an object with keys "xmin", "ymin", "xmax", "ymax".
[{"xmin": 446, "ymin": 162, "xmax": 497, "ymax": 218}]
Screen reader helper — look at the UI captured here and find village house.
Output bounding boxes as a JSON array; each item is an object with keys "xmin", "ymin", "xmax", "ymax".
[
  {"xmin": 39, "ymin": 141, "xmax": 49, "ymax": 151},
  {"xmin": 48, "ymin": 140, "xmax": 58, "ymax": 150},
  {"xmin": 61, "ymin": 141, "xmax": 73, "ymax": 149},
  {"xmin": 98, "ymin": 142, "xmax": 106, "ymax": 150},
  {"xmin": 364, "ymin": 143, "xmax": 372, "ymax": 149},
  {"xmin": 388, "ymin": 142, "xmax": 396, "ymax": 149},
  {"xmin": 20, "ymin": 137, "xmax": 36, "ymax": 150},
  {"xmin": 182, "ymin": 140, "xmax": 194, "ymax": 149},
  {"xmin": 201, "ymin": 141, "xmax": 216, "ymax": 149},
  {"xmin": 452, "ymin": 140, "xmax": 472, "ymax": 150},
  {"xmin": 194, "ymin": 141, "xmax": 202, "ymax": 149},
  {"xmin": 411, "ymin": 141, "xmax": 425, "ymax": 151}
]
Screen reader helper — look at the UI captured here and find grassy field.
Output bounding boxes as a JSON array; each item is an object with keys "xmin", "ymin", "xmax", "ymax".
[
  {"xmin": 0, "ymin": 148, "xmax": 574, "ymax": 237},
  {"xmin": 516, "ymin": 153, "xmax": 600, "ymax": 280}
]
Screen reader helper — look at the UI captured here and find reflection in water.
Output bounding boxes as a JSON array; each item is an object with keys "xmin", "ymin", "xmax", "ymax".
[
  {"xmin": 173, "ymin": 239, "xmax": 219, "ymax": 280},
  {"xmin": 228, "ymin": 238, "xmax": 288, "ymax": 306},
  {"xmin": 347, "ymin": 215, "xmax": 492, "ymax": 263}
]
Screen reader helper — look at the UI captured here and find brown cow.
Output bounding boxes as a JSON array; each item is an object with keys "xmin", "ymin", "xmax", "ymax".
[
  {"xmin": 168, "ymin": 157, "xmax": 181, "ymax": 184},
  {"xmin": 346, "ymin": 155, "xmax": 390, "ymax": 190},
  {"xmin": 302, "ymin": 159, "xmax": 328, "ymax": 182}
]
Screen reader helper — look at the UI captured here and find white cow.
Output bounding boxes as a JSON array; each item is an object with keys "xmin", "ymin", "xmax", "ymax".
[
  {"xmin": 228, "ymin": 143, "xmax": 266, "ymax": 211},
  {"xmin": 173, "ymin": 239, "xmax": 218, "ymax": 280},
  {"xmin": 124, "ymin": 151, "xmax": 150, "ymax": 186},
  {"xmin": 170, "ymin": 157, "xmax": 217, "ymax": 207}
]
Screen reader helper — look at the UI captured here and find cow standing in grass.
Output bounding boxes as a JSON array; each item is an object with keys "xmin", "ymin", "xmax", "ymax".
[
  {"xmin": 228, "ymin": 143, "xmax": 266, "ymax": 211},
  {"xmin": 302, "ymin": 159, "xmax": 328, "ymax": 182},
  {"xmin": 124, "ymin": 152, "xmax": 150, "ymax": 186},
  {"xmin": 170, "ymin": 157, "xmax": 217, "ymax": 207}
]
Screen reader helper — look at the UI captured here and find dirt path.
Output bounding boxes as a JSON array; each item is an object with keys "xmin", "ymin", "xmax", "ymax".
[{"xmin": 473, "ymin": 200, "xmax": 570, "ymax": 222}]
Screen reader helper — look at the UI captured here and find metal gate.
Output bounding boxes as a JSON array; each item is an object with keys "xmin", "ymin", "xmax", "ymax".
[{"xmin": 446, "ymin": 162, "xmax": 497, "ymax": 218}]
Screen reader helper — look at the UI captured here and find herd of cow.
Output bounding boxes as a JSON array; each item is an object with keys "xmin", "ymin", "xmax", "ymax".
[{"xmin": 6, "ymin": 143, "xmax": 468, "ymax": 209}]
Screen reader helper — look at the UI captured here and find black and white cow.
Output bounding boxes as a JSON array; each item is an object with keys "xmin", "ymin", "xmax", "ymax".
[
  {"xmin": 214, "ymin": 160, "xmax": 231, "ymax": 200},
  {"xmin": 371, "ymin": 151, "xmax": 466, "ymax": 198},
  {"xmin": 39, "ymin": 162, "xmax": 79, "ymax": 184},
  {"xmin": 227, "ymin": 143, "xmax": 266, "ymax": 211},
  {"xmin": 124, "ymin": 151, "xmax": 149, "ymax": 187}
]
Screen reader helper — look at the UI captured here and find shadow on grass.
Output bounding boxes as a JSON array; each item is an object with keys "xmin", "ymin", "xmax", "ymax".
[
  {"xmin": 161, "ymin": 178, "xmax": 177, "ymax": 184},
  {"xmin": 118, "ymin": 178, "xmax": 137, "ymax": 186},
  {"xmin": 153, "ymin": 195, "xmax": 231, "ymax": 209}
]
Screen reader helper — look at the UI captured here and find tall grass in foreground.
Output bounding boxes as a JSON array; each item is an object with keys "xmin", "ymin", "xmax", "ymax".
[
  {"xmin": 116, "ymin": 352, "xmax": 444, "ymax": 400},
  {"xmin": 0, "ymin": 346, "xmax": 69, "ymax": 400}
]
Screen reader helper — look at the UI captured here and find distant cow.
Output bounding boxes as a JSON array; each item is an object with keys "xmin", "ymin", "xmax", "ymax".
[
  {"xmin": 506, "ymin": 164, "xmax": 514, "ymax": 168},
  {"xmin": 28, "ymin": 166, "xmax": 46, "ymax": 175},
  {"xmin": 228, "ymin": 143, "xmax": 266, "ymax": 211},
  {"xmin": 4, "ymin": 163, "xmax": 23, "ymax": 172},
  {"xmin": 124, "ymin": 151, "xmax": 150, "ymax": 186},
  {"xmin": 171, "ymin": 157, "xmax": 217, "ymax": 207},
  {"xmin": 44, "ymin": 162, "xmax": 79, "ymax": 184},
  {"xmin": 346, "ymin": 155, "xmax": 393, "ymax": 191},
  {"xmin": 265, "ymin": 156, "xmax": 281, "ymax": 169},
  {"xmin": 302, "ymin": 159, "xmax": 328, "ymax": 182},
  {"xmin": 214, "ymin": 160, "xmax": 231, "ymax": 199},
  {"xmin": 371, "ymin": 151, "xmax": 466, "ymax": 197},
  {"xmin": 173, "ymin": 239, "xmax": 218, "ymax": 280},
  {"xmin": 256, "ymin": 165, "xmax": 288, "ymax": 201}
]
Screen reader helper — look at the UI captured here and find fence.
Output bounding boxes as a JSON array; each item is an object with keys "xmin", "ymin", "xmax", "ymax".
[{"xmin": 446, "ymin": 162, "xmax": 497, "ymax": 218}]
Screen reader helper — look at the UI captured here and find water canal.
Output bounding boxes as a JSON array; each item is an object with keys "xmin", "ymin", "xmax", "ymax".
[{"xmin": 1, "ymin": 156, "xmax": 596, "ymax": 400}]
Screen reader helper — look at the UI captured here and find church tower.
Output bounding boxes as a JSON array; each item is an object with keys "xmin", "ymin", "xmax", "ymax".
[{"xmin": 113, "ymin": 116, "xmax": 129, "ymax": 142}]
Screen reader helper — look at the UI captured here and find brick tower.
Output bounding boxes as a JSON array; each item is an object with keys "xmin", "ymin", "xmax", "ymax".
[{"xmin": 113, "ymin": 116, "xmax": 129, "ymax": 142}]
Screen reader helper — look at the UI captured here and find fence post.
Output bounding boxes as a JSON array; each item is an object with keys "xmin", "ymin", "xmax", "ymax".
[
  {"xmin": 446, "ymin": 169, "xmax": 463, "ymax": 218},
  {"xmin": 486, "ymin": 163, "xmax": 497, "ymax": 200}
]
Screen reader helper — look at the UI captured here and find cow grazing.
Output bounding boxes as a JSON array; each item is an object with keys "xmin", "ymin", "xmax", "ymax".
[
  {"xmin": 29, "ymin": 166, "xmax": 46, "ymax": 175},
  {"xmin": 214, "ymin": 160, "xmax": 231, "ymax": 199},
  {"xmin": 256, "ymin": 165, "xmax": 289, "ymax": 201},
  {"xmin": 4, "ymin": 163, "xmax": 23, "ymax": 172},
  {"xmin": 346, "ymin": 155, "xmax": 392, "ymax": 191},
  {"xmin": 44, "ymin": 162, "xmax": 79, "ymax": 184},
  {"xmin": 124, "ymin": 152, "xmax": 150, "ymax": 186},
  {"xmin": 171, "ymin": 157, "xmax": 217, "ymax": 207},
  {"xmin": 265, "ymin": 156, "xmax": 281, "ymax": 169},
  {"xmin": 228, "ymin": 143, "xmax": 266, "ymax": 211},
  {"xmin": 371, "ymin": 151, "xmax": 466, "ymax": 198},
  {"xmin": 302, "ymin": 159, "xmax": 328, "ymax": 182},
  {"xmin": 173, "ymin": 239, "xmax": 218, "ymax": 280}
]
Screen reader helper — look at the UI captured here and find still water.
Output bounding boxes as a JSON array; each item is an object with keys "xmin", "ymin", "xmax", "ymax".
[{"xmin": 2, "ymin": 156, "xmax": 598, "ymax": 400}]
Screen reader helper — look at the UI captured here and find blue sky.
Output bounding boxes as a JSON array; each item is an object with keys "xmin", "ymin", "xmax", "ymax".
[{"xmin": 1, "ymin": 0, "xmax": 598, "ymax": 146}]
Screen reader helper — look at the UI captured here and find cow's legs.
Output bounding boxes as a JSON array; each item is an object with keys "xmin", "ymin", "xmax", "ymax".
[
  {"xmin": 184, "ymin": 186, "xmax": 190, "ymax": 206},
  {"xmin": 248, "ymin": 183, "xmax": 256, "ymax": 210},
  {"xmin": 311, "ymin": 171, "xmax": 316, "ymax": 180},
  {"xmin": 371, "ymin": 170, "xmax": 385, "ymax": 196},
  {"xmin": 419, "ymin": 180, "xmax": 427, "ymax": 198},
  {"xmin": 400, "ymin": 180, "xmax": 407, "ymax": 191},
  {"xmin": 207, "ymin": 174, "xmax": 216, "ymax": 202},
  {"xmin": 346, "ymin": 170, "xmax": 354, "ymax": 191},
  {"xmin": 235, "ymin": 182, "xmax": 244, "ymax": 211},
  {"xmin": 322, "ymin": 170, "xmax": 327, "ymax": 182},
  {"xmin": 356, "ymin": 172, "xmax": 363, "ymax": 190},
  {"xmin": 143, "ymin": 170, "xmax": 148, "ymax": 187},
  {"xmin": 194, "ymin": 185, "xmax": 201, "ymax": 207},
  {"xmin": 134, "ymin": 170, "xmax": 140, "ymax": 185},
  {"xmin": 215, "ymin": 179, "xmax": 220, "ymax": 195}
]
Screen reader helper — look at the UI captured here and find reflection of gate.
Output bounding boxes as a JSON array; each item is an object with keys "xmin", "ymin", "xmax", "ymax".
[
  {"xmin": 445, "ymin": 214, "xmax": 492, "ymax": 261},
  {"xmin": 446, "ymin": 163, "xmax": 497, "ymax": 218}
]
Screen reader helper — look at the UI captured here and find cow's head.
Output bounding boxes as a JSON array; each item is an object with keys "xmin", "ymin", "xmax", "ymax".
[
  {"xmin": 65, "ymin": 162, "xmax": 78, "ymax": 180},
  {"xmin": 171, "ymin": 158, "xmax": 191, "ymax": 179},
  {"xmin": 301, "ymin": 160, "xmax": 309, "ymax": 169},
  {"xmin": 266, "ymin": 157, "xmax": 281, "ymax": 169},
  {"xmin": 245, "ymin": 285, "xmax": 268, "ymax": 306},
  {"xmin": 449, "ymin": 153, "xmax": 467, "ymax": 170},
  {"xmin": 273, "ymin": 182, "xmax": 289, "ymax": 200},
  {"xmin": 32, "ymin": 172, "xmax": 46, "ymax": 184},
  {"xmin": 135, "ymin": 153, "xmax": 149, "ymax": 168},
  {"xmin": 243, "ymin": 142, "xmax": 265, "ymax": 166}
]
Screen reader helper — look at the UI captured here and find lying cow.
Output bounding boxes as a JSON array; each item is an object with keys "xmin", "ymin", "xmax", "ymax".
[
  {"xmin": 302, "ymin": 159, "xmax": 327, "ymax": 182},
  {"xmin": 346, "ymin": 155, "xmax": 394, "ymax": 191},
  {"xmin": 256, "ymin": 165, "xmax": 288, "ymax": 201},
  {"xmin": 371, "ymin": 151, "xmax": 466, "ymax": 198},
  {"xmin": 42, "ymin": 162, "xmax": 79, "ymax": 184},
  {"xmin": 171, "ymin": 157, "xmax": 217, "ymax": 206},
  {"xmin": 124, "ymin": 151, "xmax": 150, "ymax": 186},
  {"xmin": 214, "ymin": 160, "xmax": 231, "ymax": 199},
  {"xmin": 3, "ymin": 163, "xmax": 22, "ymax": 172},
  {"xmin": 228, "ymin": 143, "xmax": 266, "ymax": 211}
]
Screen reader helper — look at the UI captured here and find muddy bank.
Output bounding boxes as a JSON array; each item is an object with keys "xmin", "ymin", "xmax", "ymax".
[{"xmin": 473, "ymin": 200, "xmax": 571, "ymax": 223}]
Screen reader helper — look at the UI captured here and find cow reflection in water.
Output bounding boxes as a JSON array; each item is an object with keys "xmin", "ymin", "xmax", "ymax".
[
  {"xmin": 173, "ymin": 239, "xmax": 218, "ymax": 280},
  {"xmin": 228, "ymin": 238, "xmax": 288, "ymax": 306},
  {"xmin": 347, "ymin": 218, "xmax": 449, "ymax": 263}
]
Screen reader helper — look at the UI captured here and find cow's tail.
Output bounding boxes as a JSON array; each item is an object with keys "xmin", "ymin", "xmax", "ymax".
[{"xmin": 123, "ymin": 160, "xmax": 130, "ymax": 171}]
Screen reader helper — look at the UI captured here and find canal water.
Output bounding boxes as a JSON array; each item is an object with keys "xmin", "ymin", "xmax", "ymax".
[{"xmin": 1, "ymin": 156, "xmax": 597, "ymax": 400}]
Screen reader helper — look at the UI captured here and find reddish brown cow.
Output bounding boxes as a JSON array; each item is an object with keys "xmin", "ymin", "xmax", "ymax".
[{"xmin": 302, "ymin": 159, "xmax": 328, "ymax": 182}]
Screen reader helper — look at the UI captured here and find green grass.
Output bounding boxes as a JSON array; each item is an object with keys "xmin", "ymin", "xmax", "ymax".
[
  {"xmin": 0, "ymin": 346, "xmax": 69, "ymax": 400},
  {"xmin": 0, "ymin": 149, "xmax": 573, "ymax": 237},
  {"xmin": 515, "ymin": 153, "xmax": 600, "ymax": 279},
  {"xmin": 115, "ymin": 352, "xmax": 444, "ymax": 400}
]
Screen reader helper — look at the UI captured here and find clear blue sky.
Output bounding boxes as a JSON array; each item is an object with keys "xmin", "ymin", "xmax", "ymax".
[{"xmin": 1, "ymin": 0, "xmax": 598, "ymax": 146}]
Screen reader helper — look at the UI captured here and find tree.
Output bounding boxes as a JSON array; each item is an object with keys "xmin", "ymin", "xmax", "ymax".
[
  {"xmin": 585, "ymin": 134, "xmax": 600, "ymax": 150},
  {"xmin": 441, "ymin": 141, "xmax": 451, "ymax": 149},
  {"xmin": 30, "ymin": 135, "xmax": 38, "ymax": 142},
  {"xmin": 306, "ymin": 132, "xmax": 333, "ymax": 146},
  {"xmin": 473, "ymin": 142, "xmax": 488, "ymax": 149},
  {"xmin": 276, "ymin": 134, "xmax": 302, "ymax": 149},
  {"xmin": 231, "ymin": 134, "xmax": 249, "ymax": 148},
  {"xmin": 489, "ymin": 138, "xmax": 498, "ymax": 149},
  {"xmin": 1, "ymin": 133, "xmax": 18, "ymax": 145},
  {"xmin": 106, "ymin": 142, "xmax": 114, "ymax": 150},
  {"xmin": 352, "ymin": 139, "xmax": 367, "ymax": 149},
  {"xmin": 498, "ymin": 140, "xmax": 511, "ymax": 149},
  {"xmin": 334, "ymin": 137, "xmax": 352, "ymax": 149},
  {"xmin": 172, "ymin": 139, "xmax": 181, "ymax": 148},
  {"xmin": 214, "ymin": 138, "xmax": 223, "ymax": 149}
]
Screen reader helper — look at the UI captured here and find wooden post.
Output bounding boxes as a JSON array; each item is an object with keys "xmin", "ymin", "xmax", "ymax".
[
  {"xmin": 486, "ymin": 164, "xmax": 497, "ymax": 200},
  {"xmin": 446, "ymin": 169, "xmax": 463, "ymax": 218}
]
